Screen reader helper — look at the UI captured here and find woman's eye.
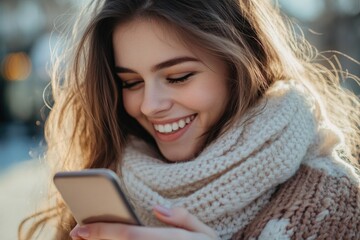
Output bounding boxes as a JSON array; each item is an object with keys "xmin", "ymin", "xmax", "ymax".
[
  {"xmin": 167, "ymin": 72, "xmax": 195, "ymax": 84},
  {"xmin": 122, "ymin": 80, "xmax": 143, "ymax": 90}
]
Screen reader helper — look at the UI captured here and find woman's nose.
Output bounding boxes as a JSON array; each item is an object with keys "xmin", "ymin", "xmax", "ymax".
[{"xmin": 140, "ymin": 82, "xmax": 172, "ymax": 116}]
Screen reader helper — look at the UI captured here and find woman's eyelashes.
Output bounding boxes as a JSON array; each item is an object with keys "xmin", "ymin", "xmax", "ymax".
[
  {"xmin": 121, "ymin": 72, "xmax": 196, "ymax": 90},
  {"xmin": 167, "ymin": 72, "xmax": 195, "ymax": 84},
  {"xmin": 122, "ymin": 80, "xmax": 143, "ymax": 89}
]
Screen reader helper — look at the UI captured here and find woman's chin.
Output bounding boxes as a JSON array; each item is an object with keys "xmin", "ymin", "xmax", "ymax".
[
  {"xmin": 160, "ymin": 149, "xmax": 197, "ymax": 163},
  {"xmin": 156, "ymin": 138, "xmax": 204, "ymax": 163}
]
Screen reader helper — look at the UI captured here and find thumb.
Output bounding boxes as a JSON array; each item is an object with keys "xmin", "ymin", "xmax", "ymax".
[{"xmin": 153, "ymin": 205, "xmax": 217, "ymax": 239}]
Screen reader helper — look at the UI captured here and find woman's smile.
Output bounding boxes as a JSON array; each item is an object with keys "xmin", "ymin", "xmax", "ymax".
[{"xmin": 152, "ymin": 114, "xmax": 197, "ymax": 141}]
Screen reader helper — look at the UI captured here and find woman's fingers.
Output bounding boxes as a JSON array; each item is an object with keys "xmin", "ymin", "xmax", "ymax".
[
  {"xmin": 69, "ymin": 224, "xmax": 86, "ymax": 240},
  {"xmin": 153, "ymin": 205, "xmax": 218, "ymax": 239},
  {"xmin": 70, "ymin": 223, "xmax": 212, "ymax": 240},
  {"xmin": 69, "ymin": 206, "xmax": 218, "ymax": 240}
]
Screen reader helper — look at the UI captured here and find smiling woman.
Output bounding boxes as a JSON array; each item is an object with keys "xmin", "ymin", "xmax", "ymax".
[{"xmin": 19, "ymin": 0, "xmax": 360, "ymax": 240}]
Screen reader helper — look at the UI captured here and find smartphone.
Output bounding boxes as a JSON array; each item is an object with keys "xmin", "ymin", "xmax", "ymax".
[{"xmin": 53, "ymin": 168, "xmax": 142, "ymax": 226}]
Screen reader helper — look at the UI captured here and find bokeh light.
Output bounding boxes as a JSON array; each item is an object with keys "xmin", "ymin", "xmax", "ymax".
[{"xmin": 1, "ymin": 52, "xmax": 32, "ymax": 81}]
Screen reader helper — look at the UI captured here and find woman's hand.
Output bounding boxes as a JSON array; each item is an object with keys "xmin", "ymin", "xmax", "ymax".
[{"xmin": 69, "ymin": 205, "xmax": 218, "ymax": 240}]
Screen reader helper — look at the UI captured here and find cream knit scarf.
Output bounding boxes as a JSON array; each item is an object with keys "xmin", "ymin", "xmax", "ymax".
[{"xmin": 120, "ymin": 81, "xmax": 324, "ymax": 239}]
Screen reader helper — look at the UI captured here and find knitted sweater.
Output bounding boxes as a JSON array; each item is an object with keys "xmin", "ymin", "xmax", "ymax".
[
  {"xmin": 233, "ymin": 164, "xmax": 360, "ymax": 239},
  {"xmin": 120, "ymin": 81, "xmax": 360, "ymax": 240}
]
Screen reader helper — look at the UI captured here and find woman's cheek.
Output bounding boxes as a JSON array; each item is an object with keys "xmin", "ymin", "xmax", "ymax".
[{"xmin": 123, "ymin": 92, "xmax": 142, "ymax": 118}]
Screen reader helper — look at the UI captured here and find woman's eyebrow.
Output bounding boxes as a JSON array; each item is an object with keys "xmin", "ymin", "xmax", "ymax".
[
  {"xmin": 151, "ymin": 56, "xmax": 199, "ymax": 72},
  {"xmin": 115, "ymin": 56, "xmax": 199, "ymax": 74},
  {"xmin": 115, "ymin": 66, "xmax": 135, "ymax": 74}
]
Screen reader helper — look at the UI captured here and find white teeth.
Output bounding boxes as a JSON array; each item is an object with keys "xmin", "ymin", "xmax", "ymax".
[
  {"xmin": 178, "ymin": 119, "xmax": 185, "ymax": 128},
  {"xmin": 164, "ymin": 124, "xmax": 172, "ymax": 133},
  {"xmin": 158, "ymin": 125, "xmax": 165, "ymax": 133},
  {"xmin": 153, "ymin": 115, "xmax": 195, "ymax": 134},
  {"xmin": 172, "ymin": 122, "xmax": 179, "ymax": 131}
]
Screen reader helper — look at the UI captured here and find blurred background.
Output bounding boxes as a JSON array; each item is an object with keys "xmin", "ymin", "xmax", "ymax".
[
  {"xmin": 0, "ymin": 0, "xmax": 83, "ymax": 173},
  {"xmin": 0, "ymin": 0, "xmax": 359, "ymax": 239}
]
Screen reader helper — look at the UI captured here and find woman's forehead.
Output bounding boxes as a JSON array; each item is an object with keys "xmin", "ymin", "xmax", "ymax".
[{"xmin": 112, "ymin": 18, "xmax": 223, "ymax": 73}]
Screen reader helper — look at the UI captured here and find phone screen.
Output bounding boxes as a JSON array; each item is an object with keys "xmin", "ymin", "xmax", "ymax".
[{"xmin": 53, "ymin": 169, "xmax": 142, "ymax": 225}]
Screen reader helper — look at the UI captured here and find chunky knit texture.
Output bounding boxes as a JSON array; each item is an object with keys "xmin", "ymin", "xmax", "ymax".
[
  {"xmin": 234, "ymin": 165, "xmax": 360, "ymax": 239},
  {"xmin": 120, "ymin": 81, "xmax": 360, "ymax": 240}
]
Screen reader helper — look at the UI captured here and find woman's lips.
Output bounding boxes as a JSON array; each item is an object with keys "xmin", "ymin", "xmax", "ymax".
[{"xmin": 153, "ymin": 114, "xmax": 196, "ymax": 142}]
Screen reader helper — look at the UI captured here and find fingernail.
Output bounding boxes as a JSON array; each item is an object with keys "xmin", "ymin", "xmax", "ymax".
[
  {"xmin": 70, "ymin": 226, "xmax": 89, "ymax": 238},
  {"xmin": 77, "ymin": 227, "xmax": 90, "ymax": 238},
  {"xmin": 69, "ymin": 229, "xmax": 77, "ymax": 237},
  {"xmin": 154, "ymin": 205, "xmax": 172, "ymax": 217}
]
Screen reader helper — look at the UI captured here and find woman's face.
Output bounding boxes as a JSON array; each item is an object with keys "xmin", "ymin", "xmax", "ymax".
[{"xmin": 113, "ymin": 19, "xmax": 228, "ymax": 162}]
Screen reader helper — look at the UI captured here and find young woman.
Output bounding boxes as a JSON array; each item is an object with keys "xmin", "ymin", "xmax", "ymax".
[{"xmin": 20, "ymin": 0, "xmax": 360, "ymax": 239}]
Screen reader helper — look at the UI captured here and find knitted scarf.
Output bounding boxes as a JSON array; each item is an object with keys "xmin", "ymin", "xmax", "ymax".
[{"xmin": 120, "ymin": 81, "xmax": 327, "ymax": 239}]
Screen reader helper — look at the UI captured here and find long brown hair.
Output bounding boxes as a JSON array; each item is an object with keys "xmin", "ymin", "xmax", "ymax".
[{"xmin": 20, "ymin": 0, "xmax": 360, "ymax": 239}]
